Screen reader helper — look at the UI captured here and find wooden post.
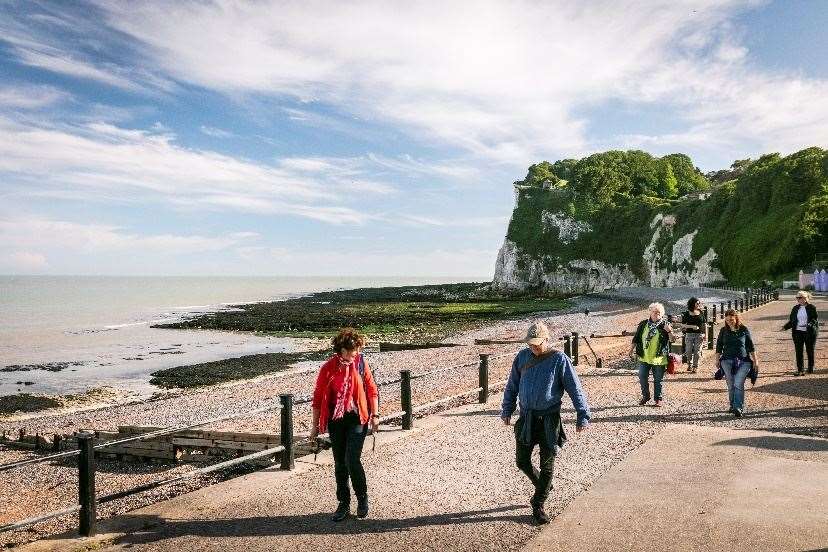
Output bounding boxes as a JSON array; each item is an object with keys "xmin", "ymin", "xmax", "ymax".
[
  {"xmin": 279, "ymin": 394, "xmax": 294, "ymax": 470},
  {"xmin": 712, "ymin": 304, "xmax": 717, "ymax": 320},
  {"xmin": 720, "ymin": 302, "xmax": 724, "ymax": 318},
  {"xmin": 563, "ymin": 335, "xmax": 572, "ymax": 359},
  {"xmin": 77, "ymin": 433, "xmax": 96, "ymax": 537},
  {"xmin": 704, "ymin": 306, "xmax": 709, "ymax": 321},
  {"xmin": 739, "ymin": 299, "xmax": 744, "ymax": 313},
  {"xmin": 401, "ymin": 370, "xmax": 413, "ymax": 430},
  {"xmin": 478, "ymin": 354, "xmax": 489, "ymax": 404},
  {"xmin": 707, "ymin": 322, "xmax": 714, "ymax": 350},
  {"xmin": 571, "ymin": 332, "xmax": 580, "ymax": 366}
]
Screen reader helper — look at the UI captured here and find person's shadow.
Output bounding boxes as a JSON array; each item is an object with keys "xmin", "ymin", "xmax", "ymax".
[{"xmin": 104, "ymin": 504, "xmax": 529, "ymax": 546}]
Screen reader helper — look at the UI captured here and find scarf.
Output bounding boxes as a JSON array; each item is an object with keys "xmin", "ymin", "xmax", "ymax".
[
  {"xmin": 331, "ymin": 355, "xmax": 353, "ymax": 422},
  {"xmin": 643, "ymin": 319, "xmax": 661, "ymax": 349}
]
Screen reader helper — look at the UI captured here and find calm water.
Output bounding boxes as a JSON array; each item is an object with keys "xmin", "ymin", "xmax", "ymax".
[{"xmin": 0, "ymin": 275, "xmax": 474, "ymax": 396}]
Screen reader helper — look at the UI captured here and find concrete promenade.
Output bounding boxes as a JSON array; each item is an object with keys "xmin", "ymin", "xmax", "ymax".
[{"xmin": 19, "ymin": 292, "xmax": 828, "ymax": 552}]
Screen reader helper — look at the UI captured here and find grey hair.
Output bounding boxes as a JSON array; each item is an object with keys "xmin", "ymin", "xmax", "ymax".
[{"xmin": 648, "ymin": 302, "xmax": 666, "ymax": 317}]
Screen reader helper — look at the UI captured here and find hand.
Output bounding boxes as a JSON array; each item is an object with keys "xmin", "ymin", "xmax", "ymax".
[
  {"xmin": 371, "ymin": 417, "xmax": 380, "ymax": 434},
  {"xmin": 576, "ymin": 425, "xmax": 587, "ymax": 433},
  {"xmin": 501, "ymin": 416, "xmax": 511, "ymax": 426}
]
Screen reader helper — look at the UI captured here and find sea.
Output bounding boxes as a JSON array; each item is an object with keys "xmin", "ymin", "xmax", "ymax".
[{"xmin": 0, "ymin": 275, "xmax": 474, "ymax": 397}]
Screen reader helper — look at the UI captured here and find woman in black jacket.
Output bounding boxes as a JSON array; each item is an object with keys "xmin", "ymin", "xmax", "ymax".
[{"xmin": 782, "ymin": 291, "xmax": 819, "ymax": 376}]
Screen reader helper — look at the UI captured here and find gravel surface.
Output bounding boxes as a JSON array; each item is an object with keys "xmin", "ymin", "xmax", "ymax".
[{"xmin": 1, "ymin": 289, "xmax": 825, "ymax": 549}]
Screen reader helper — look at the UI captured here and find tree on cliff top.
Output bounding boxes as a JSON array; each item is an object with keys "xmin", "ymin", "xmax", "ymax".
[{"xmin": 663, "ymin": 153, "xmax": 710, "ymax": 195}]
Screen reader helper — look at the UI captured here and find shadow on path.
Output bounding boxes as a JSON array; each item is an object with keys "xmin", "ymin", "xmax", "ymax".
[
  {"xmin": 107, "ymin": 505, "xmax": 529, "ymax": 547},
  {"xmin": 752, "ymin": 374, "xmax": 828, "ymax": 402},
  {"xmin": 713, "ymin": 435, "xmax": 828, "ymax": 452}
]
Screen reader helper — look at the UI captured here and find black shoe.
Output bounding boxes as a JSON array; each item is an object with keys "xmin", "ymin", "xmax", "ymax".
[
  {"xmin": 532, "ymin": 504, "xmax": 550, "ymax": 525},
  {"xmin": 734, "ymin": 409, "xmax": 743, "ymax": 418},
  {"xmin": 331, "ymin": 502, "xmax": 349, "ymax": 522},
  {"xmin": 807, "ymin": 368, "xmax": 814, "ymax": 374},
  {"xmin": 639, "ymin": 397, "xmax": 650, "ymax": 406},
  {"xmin": 795, "ymin": 370, "xmax": 804, "ymax": 376},
  {"xmin": 356, "ymin": 495, "xmax": 369, "ymax": 519},
  {"xmin": 728, "ymin": 407, "xmax": 736, "ymax": 414}
]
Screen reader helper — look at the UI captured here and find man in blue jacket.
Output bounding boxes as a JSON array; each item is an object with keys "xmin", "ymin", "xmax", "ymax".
[{"xmin": 501, "ymin": 321, "xmax": 591, "ymax": 524}]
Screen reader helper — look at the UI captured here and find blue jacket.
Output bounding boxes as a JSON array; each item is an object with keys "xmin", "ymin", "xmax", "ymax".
[{"xmin": 501, "ymin": 348, "xmax": 592, "ymax": 433}]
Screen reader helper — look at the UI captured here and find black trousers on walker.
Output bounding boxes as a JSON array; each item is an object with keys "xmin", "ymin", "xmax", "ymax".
[
  {"xmin": 328, "ymin": 411, "xmax": 368, "ymax": 504},
  {"xmin": 793, "ymin": 330, "xmax": 816, "ymax": 371},
  {"xmin": 514, "ymin": 415, "xmax": 557, "ymax": 506}
]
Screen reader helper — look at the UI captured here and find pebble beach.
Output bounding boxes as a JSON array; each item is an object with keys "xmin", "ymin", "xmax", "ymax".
[{"xmin": 1, "ymin": 287, "xmax": 825, "ymax": 549}]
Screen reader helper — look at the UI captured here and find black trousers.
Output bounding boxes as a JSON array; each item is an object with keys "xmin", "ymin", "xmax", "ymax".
[
  {"xmin": 793, "ymin": 330, "xmax": 816, "ymax": 371},
  {"xmin": 328, "ymin": 411, "xmax": 368, "ymax": 504},
  {"xmin": 514, "ymin": 415, "xmax": 556, "ymax": 506}
]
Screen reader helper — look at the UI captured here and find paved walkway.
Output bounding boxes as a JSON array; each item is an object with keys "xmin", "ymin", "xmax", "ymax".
[
  {"xmin": 523, "ymin": 424, "xmax": 828, "ymax": 552},
  {"xmin": 18, "ymin": 292, "xmax": 828, "ymax": 552}
]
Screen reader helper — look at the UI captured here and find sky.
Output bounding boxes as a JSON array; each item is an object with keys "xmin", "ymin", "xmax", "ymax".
[{"xmin": 1, "ymin": 0, "xmax": 827, "ymax": 278}]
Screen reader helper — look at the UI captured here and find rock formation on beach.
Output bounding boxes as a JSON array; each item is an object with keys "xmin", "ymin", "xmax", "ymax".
[{"xmin": 494, "ymin": 147, "xmax": 828, "ymax": 293}]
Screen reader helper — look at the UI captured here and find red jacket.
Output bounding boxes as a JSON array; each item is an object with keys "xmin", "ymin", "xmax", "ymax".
[{"xmin": 312, "ymin": 353, "xmax": 378, "ymax": 433}]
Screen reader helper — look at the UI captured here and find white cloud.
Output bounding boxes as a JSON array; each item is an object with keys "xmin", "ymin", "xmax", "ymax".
[
  {"xmin": 235, "ymin": 245, "xmax": 494, "ymax": 277},
  {"xmin": 0, "ymin": 116, "xmax": 399, "ymax": 224},
  {"xmin": 3, "ymin": 251, "xmax": 49, "ymax": 272},
  {"xmin": 0, "ymin": 84, "xmax": 69, "ymax": 109},
  {"xmin": 0, "ymin": 217, "xmax": 249, "ymax": 254},
  {"xmin": 199, "ymin": 125, "xmax": 235, "ymax": 138},
  {"xmin": 85, "ymin": 0, "xmax": 826, "ymax": 167}
]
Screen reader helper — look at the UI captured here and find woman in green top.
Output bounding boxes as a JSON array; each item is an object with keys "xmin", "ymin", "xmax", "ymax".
[{"xmin": 629, "ymin": 302, "xmax": 673, "ymax": 407}]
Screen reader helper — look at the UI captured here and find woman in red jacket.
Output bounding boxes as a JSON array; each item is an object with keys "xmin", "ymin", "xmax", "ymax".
[{"xmin": 310, "ymin": 328, "xmax": 379, "ymax": 521}]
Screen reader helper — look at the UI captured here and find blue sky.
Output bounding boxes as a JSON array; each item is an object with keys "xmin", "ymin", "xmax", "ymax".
[{"xmin": 1, "ymin": 0, "xmax": 826, "ymax": 277}]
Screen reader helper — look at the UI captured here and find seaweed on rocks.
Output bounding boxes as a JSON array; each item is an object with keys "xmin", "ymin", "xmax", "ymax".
[
  {"xmin": 149, "ymin": 350, "xmax": 332, "ymax": 389},
  {"xmin": 152, "ymin": 282, "xmax": 570, "ymax": 343}
]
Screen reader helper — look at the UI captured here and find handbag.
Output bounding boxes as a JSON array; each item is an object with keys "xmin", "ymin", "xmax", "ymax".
[{"xmin": 667, "ymin": 353, "xmax": 680, "ymax": 375}]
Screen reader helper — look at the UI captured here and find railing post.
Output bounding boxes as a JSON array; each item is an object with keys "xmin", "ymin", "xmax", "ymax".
[
  {"xmin": 77, "ymin": 433, "xmax": 96, "ymax": 537},
  {"xmin": 571, "ymin": 332, "xmax": 580, "ymax": 366},
  {"xmin": 739, "ymin": 299, "xmax": 744, "ymax": 313},
  {"xmin": 712, "ymin": 304, "xmax": 717, "ymax": 320},
  {"xmin": 704, "ymin": 306, "xmax": 709, "ymax": 321},
  {"xmin": 563, "ymin": 335, "xmax": 572, "ymax": 359},
  {"xmin": 720, "ymin": 302, "xmax": 724, "ymax": 318},
  {"xmin": 727, "ymin": 300, "xmax": 732, "ymax": 312},
  {"xmin": 401, "ymin": 369, "xmax": 413, "ymax": 430},
  {"xmin": 707, "ymin": 322, "xmax": 714, "ymax": 350},
  {"xmin": 478, "ymin": 354, "xmax": 489, "ymax": 404},
  {"xmin": 280, "ymin": 394, "xmax": 294, "ymax": 470}
]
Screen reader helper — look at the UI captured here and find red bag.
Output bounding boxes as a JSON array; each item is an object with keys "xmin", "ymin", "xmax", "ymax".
[{"xmin": 667, "ymin": 353, "xmax": 680, "ymax": 375}]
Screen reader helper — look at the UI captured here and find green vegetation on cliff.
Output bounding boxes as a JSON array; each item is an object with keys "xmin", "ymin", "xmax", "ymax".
[{"xmin": 507, "ymin": 147, "xmax": 828, "ymax": 284}]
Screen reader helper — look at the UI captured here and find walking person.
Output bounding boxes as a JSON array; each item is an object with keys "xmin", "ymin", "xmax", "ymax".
[
  {"xmin": 715, "ymin": 309, "xmax": 758, "ymax": 417},
  {"xmin": 310, "ymin": 328, "xmax": 379, "ymax": 521},
  {"xmin": 782, "ymin": 290, "xmax": 819, "ymax": 376},
  {"xmin": 681, "ymin": 297, "xmax": 706, "ymax": 373},
  {"xmin": 501, "ymin": 321, "xmax": 591, "ymax": 525},
  {"xmin": 629, "ymin": 303, "xmax": 673, "ymax": 406}
]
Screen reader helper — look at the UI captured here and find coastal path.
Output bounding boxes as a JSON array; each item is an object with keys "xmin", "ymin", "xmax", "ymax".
[{"xmin": 14, "ymin": 291, "xmax": 827, "ymax": 551}]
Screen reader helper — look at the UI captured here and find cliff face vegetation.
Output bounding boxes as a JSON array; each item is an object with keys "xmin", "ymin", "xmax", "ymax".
[{"xmin": 494, "ymin": 147, "xmax": 828, "ymax": 292}]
